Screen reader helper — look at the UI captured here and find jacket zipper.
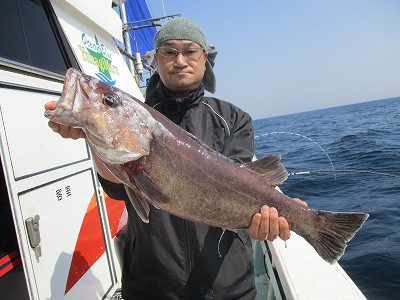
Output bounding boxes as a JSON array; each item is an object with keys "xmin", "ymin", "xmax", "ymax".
[{"xmin": 184, "ymin": 219, "xmax": 192, "ymax": 277}]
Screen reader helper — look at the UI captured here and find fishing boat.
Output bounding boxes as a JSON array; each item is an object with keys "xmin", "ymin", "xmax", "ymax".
[{"xmin": 0, "ymin": 0, "xmax": 366, "ymax": 298}]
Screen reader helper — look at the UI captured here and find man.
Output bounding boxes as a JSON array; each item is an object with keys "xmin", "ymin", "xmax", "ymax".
[{"xmin": 46, "ymin": 18, "xmax": 306, "ymax": 300}]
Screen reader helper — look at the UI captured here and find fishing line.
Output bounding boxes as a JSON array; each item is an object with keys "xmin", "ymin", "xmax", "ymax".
[
  {"xmin": 217, "ymin": 229, "xmax": 226, "ymax": 257},
  {"xmin": 255, "ymin": 131, "xmax": 399, "ymax": 180},
  {"xmin": 255, "ymin": 131, "xmax": 337, "ymax": 179}
]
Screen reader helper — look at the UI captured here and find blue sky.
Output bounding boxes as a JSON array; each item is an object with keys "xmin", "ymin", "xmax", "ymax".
[{"xmin": 145, "ymin": 0, "xmax": 400, "ymax": 119}]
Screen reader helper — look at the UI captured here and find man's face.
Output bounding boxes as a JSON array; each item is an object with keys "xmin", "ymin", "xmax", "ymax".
[{"xmin": 155, "ymin": 40, "xmax": 208, "ymax": 97}]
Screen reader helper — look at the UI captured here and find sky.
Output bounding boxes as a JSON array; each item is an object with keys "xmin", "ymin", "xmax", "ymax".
[{"xmin": 144, "ymin": 0, "xmax": 400, "ymax": 119}]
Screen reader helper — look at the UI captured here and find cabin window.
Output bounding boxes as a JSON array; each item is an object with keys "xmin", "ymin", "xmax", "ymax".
[{"xmin": 0, "ymin": 0, "xmax": 68, "ymax": 74}]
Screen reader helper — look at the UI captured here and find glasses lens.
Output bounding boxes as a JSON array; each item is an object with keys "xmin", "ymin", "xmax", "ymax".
[
  {"xmin": 184, "ymin": 48, "xmax": 203, "ymax": 60},
  {"xmin": 157, "ymin": 47, "xmax": 177, "ymax": 57},
  {"xmin": 157, "ymin": 47, "xmax": 204, "ymax": 60}
]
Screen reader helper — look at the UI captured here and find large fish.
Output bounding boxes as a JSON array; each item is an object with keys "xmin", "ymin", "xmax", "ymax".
[{"xmin": 45, "ymin": 68, "xmax": 368, "ymax": 263}]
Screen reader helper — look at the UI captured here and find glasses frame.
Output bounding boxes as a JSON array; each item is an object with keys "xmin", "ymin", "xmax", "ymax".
[{"xmin": 156, "ymin": 46, "xmax": 205, "ymax": 61}]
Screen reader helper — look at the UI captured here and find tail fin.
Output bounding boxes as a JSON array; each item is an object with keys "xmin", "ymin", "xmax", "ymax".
[{"xmin": 307, "ymin": 210, "xmax": 369, "ymax": 264}]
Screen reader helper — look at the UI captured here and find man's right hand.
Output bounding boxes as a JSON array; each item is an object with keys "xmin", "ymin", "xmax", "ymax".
[
  {"xmin": 45, "ymin": 101, "xmax": 122, "ymax": 184},
  {"xmin": 45, "ymin": 101, "xmax": 85, "ymax": 139}
]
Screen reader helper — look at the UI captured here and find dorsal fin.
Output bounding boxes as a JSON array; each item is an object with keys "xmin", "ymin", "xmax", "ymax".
[{"xmin": 245, "ymin": 155, "xmax": 288, "ymax": 186}]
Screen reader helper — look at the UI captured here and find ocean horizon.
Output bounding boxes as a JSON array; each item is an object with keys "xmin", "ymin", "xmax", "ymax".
[{"xmin": 255, "ymin": 96, "xmax": 400, "ymax": 120}]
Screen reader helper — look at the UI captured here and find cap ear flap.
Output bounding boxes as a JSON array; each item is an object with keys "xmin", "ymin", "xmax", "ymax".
[
  {"xmin": 206, "ymin": 44, "xmax": 217, "ymax": 67},
  {"xmin": 203, "ymin": 59, "xmax": 216, "ymax": 93}
]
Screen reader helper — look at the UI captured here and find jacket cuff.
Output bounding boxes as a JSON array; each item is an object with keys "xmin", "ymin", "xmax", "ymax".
[{"xmin": 97, "ymin": 174, "xmax": 128, "ymax": 201}]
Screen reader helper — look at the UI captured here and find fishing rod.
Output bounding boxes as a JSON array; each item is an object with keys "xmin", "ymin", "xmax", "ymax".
[{"xmin": 288, "ymin": 169, "xmax": 400, "ymax": 178}]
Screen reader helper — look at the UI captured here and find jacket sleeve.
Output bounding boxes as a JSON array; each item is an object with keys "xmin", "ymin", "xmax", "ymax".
[
  {"xmin": 222, "ymin": 111, "xmax": 255, "ymax": 164},
  {"xmin": 98, "ymin": 174, "xmax": 128, "ymax": 201}
]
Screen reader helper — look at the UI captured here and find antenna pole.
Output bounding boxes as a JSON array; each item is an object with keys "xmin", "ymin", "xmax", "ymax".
[
  {"xmin": 161, "ymin": 0, "xmax": 166, "ymax": 17},
  {"xmin": 119, "ymin": 0, "xmax": 136, "ymax": 77}
]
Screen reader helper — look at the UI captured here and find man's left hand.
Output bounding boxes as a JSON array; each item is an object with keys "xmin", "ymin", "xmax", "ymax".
[{"xmin": 247, "ymin": 198, "xmax": 308, "ymax": 241}]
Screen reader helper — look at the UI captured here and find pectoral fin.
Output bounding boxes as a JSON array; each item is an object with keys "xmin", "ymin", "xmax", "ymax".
[
  {"xmin": 124, "ymin": 185, "xmax": 150, "ymax": 223},
  {"xmin": 133, "ymin": 173, "xmax": 170, "ymax": 204}
]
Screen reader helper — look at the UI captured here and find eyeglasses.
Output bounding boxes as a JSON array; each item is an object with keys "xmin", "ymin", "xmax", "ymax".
[{"xmin": 156, "ymin": 47, "xmax": 205, "ymax": 61}]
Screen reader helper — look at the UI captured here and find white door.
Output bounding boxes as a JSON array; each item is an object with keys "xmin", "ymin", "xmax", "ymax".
[{"xmin": 0, "ymin": 73, "xmax": 116, "ymax": 299}]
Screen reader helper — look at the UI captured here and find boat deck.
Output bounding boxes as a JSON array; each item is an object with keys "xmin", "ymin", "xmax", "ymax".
[{"xmin": 253, "ymin": 233, "xmax": 367, "ymax": 300}]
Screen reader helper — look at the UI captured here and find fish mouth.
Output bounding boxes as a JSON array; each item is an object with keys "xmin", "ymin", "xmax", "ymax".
[
  {"xmin": 44, "ymin": 68, "xmax": 87, "ymax": 127},
  {"xmin": 60, "ymin": 68, "xmax": 80, "ymax": 109},
  {"xmin": 62, "ymin": 68, "xmax": 92, "ymax": 109}
]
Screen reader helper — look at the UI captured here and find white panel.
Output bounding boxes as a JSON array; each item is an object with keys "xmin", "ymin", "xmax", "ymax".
[
  {"xmin": 0, "ymin": 69, "xmax": 63, "ymax": 91},
  {"xmin": 53, "ymin": 0, "xmax": 123, "ymax": 42},
  {"xmin": 0, "ymin": 87, "xmax": 88, "ymax": 179},
  {"xmin": 51, "ymin": 0, "xmax": 144, "ymax": 100},
  {"xmin": 64, "ymin": 256, "xmax": 113, "ymax": 300},
  {"xmin": 19, "ymin": 170, "xmax": 112, "ymax": 299}
]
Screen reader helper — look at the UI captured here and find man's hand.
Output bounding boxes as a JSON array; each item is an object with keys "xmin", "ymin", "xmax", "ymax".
[
  {"xmin": 45, "ymin": 101, "xmax": 85, "ymax": 140},
  {"xmin": 247, "ymin": 198, "xmax": 308, "ymax": 241},
  {"xmin": 45, "ymin": 101, "xmax": 120, "ymax": 183}
]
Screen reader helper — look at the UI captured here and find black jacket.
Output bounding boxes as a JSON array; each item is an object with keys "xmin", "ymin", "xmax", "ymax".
[{"xmin": 99, "ymin": 81, "xmax": 256, "ymax": 300}]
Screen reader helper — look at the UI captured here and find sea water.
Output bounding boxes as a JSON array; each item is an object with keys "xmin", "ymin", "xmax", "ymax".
[{"xmin": 253, "ymin": 97, "xmax": 400, "ymax": 300}]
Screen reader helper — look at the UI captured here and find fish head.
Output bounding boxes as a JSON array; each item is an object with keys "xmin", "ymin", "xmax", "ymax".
[{"xmin": 45, "ymin": 68, "xmax": 157, "ymax": 164}]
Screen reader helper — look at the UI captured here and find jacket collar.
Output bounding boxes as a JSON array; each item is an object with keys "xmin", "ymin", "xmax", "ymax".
[{"xmin": 145, "ymin": 73, "xmax": 205, "ymax": 111}]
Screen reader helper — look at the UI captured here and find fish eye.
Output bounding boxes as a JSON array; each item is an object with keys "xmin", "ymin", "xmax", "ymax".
[{"xmin": 102, "ymin": 94, "xmax": 116, "ymax": 107}]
